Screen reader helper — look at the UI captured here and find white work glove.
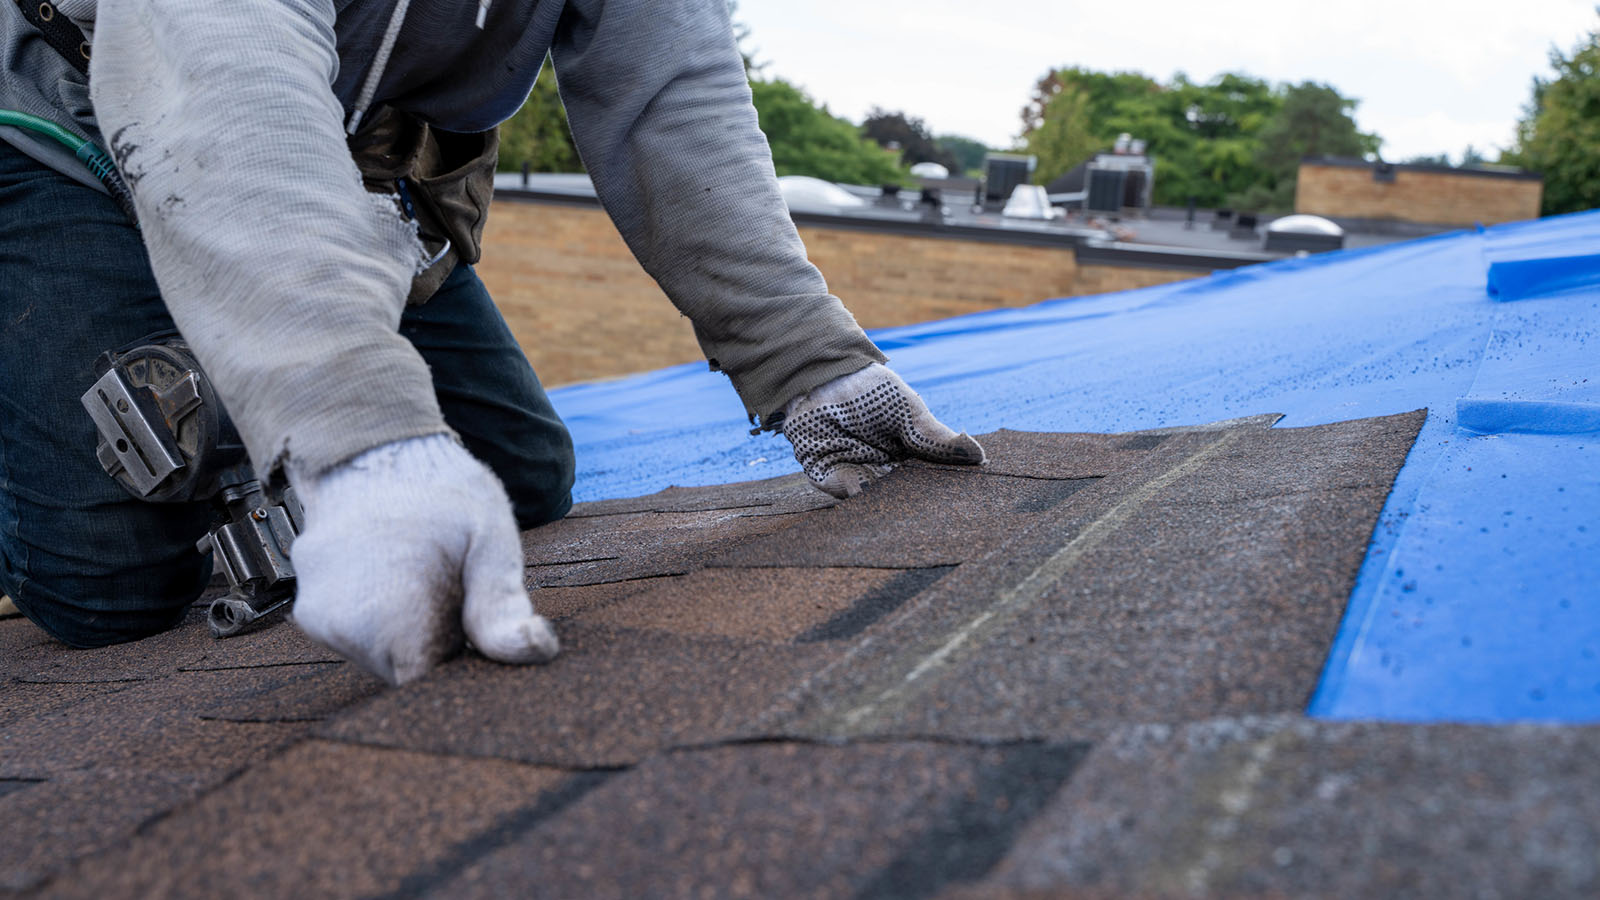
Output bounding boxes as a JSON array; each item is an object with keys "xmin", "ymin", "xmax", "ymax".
[
  {"xmin": 782, "ymin": 363, "xmax": 986, "ymax": 498},
  {"xmin": 286, "ymin": 434, "xmax": 558, "ymax": 685}
]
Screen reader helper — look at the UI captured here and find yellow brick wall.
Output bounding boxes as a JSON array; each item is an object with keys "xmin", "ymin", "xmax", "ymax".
[
  {"xmin": 1075, "ymin": 264, "xmax": 1198, "ymax": 296},
  {"xmin": 474, "ymin": 200, "xmax": 691, "ymax": 390},
  {"xmin": 1295, "ymin": 163, "xmax": 1542, "ymax": 227},
  {"xmin": 790, "ymin": 225, "xmax": 1081, "ymax": 329},
  {"xmin": 475, "ymin": 198, "xmax": 1205, "ymax": 387}
]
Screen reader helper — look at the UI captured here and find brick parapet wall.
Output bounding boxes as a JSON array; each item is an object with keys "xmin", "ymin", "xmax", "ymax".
[
  {"xmin": 475, "ymin": 199, "xmax": 1202, "ymax": 387},
  {"xmin": 1295, "ymin": 162, "xmax": 1542, "ymax": 227}
]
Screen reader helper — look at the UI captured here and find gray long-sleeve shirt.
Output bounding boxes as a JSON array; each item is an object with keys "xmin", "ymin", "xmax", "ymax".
[{"xmin": 2, "ymin": 0, "xmax": 884, "ymax": 481}]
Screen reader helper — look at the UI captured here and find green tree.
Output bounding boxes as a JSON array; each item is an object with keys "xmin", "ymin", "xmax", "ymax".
[
  {"xmin": 1404, "ymin": 147, "xmax": 1490, "ymax": 168},
  {"xmin": 496, "ymin": 63, "xmax": 582, "ymax": 173},
  {"xmin": 1245, "ymin": 81, "xmax": 1380, "ymax": 210},
  {"xmin": 1020, "ymin": 66, "xmax": 1281, "ymax": 205},
  {"xmin": 1019, "ymin": 65, "xmax": 1382, "ymax": 210},
  {"xmin": 934, "ymin": 134, "xmax": 990, "ymax": 175},
  {"xmin": 1504, "ymin": 16, "xmax": 1600, "ymax": 215},
  {"xmin": 749, "ymin": 79, "xmax": 907, "ymax": 185},
  {"xmin": 861, "ymin": 109, "xmax": 959, "ymax": 170},
  {"xmin": 1171, "ymin": 72, "xmax": 1279, "ymax": 140},
  {"xmin": 1023, "ymin": 84, "xmax": 1098, "ymax": 185},
  {"xmin": 1162, "ymin": 72, "xmax": 1279, "ymax": 204},
  {"xmin": 1404, "ymin": 152, "xmax": 1452, "ymax": 166},
  {"xmin": 1021, "ymin": 66, "xmax": 1160, "ymax": 136}
]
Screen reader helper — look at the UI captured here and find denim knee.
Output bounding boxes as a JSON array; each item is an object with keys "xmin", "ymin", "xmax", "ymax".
[
  {"xmin": 2, "ymin": 536, "xmax": 211, "ymax": 648},
  {"xmin": 0, "ymin": 140, "xmax": 213, "ymax": 648}
]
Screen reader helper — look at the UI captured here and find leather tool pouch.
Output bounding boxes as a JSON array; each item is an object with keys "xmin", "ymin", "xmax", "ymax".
[{"xmin": 347, "ymin": 106, "xmax": 499, "ymax": 305}]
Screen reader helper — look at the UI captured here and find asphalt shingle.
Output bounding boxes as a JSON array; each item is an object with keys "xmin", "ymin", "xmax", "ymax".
[
  {"xmin": 521, "ymin": 506, "xmax": 800, "ymax": 587},
  {"xmin": 963, "ymin": 715, "xmax": 1600, "ymax": 898},
  {"xmin": 1, "ymin": 668, "xmax": 308, "ymax": 779},
  {"xmin": 45, "ymin": 741, "xmax": 570, "ymax": 900},
  {"xmin": 762, "ymin": 412, "xmax": 1425, "ymax": 741},
  {"xmin": 0, "ymin": 771, "xmax": 210, "ymax": 893},
  {"xmin": 316, "ymin": 623, "xmax": 834, "ymax": 768},
  {"xmin": 418, "ymin": 741, "xmax": 1089, "ymax": 900},
  {"xmin": 21, "ymin": 411, "xmax": 1575, "ymax": 898},
  {"xmin": 564, "ymin": 471, "xmax": 835, "ymax": 519},
  {"xmin": 706, "ymin": 467, "xmax": 1101, "ymax": 569},
  {"xmin": 583, "ymin": 565, "xmax": 944, "ymax": 643}
]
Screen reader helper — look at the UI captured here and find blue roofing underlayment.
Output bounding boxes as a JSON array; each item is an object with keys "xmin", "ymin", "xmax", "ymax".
[{"xmin": 547, "ymin": 210, "xmax": 1600, "ymax": 724}]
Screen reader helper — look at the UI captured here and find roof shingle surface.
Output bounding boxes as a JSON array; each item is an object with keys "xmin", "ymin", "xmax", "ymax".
[{"xmin": 6, "ymin": 411, "xmax": 1598, "ymax": 897}]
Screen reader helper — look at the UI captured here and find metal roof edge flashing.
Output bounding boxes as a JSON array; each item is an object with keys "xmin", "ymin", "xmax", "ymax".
[
  {"xmin": 1076, "ymin": 239, "xmax": 1276, "ymax": 271},
  {"xmin": 492, "ymin": 186, "xmax": 1105, "ymax": 250},
  {"xmin": 493, "ymin": 186, "xmax": 604, "ymax": 208},
  {"xmin": 785, "ymin": 210, "xmax": 1096, "ymax": 249}
]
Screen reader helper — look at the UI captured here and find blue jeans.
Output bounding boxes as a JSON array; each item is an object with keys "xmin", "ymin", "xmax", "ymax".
[{"xmin": 0, "ymin": 140, "xmax": 574, "ymax": 647}]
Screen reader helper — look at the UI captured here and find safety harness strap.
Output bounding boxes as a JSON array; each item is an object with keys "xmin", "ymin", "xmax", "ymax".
[{"xmin": 12, "ymin": 0, "xmax": 91, "ymax": 76}]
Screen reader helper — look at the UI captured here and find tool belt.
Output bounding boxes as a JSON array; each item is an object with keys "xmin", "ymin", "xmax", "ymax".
[{"xmin": 347, "ymin": 106, "xmax": 499, "ymax": 305}]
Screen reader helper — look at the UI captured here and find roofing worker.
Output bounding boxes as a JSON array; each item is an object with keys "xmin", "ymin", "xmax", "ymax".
[{"xmin": 0, "ymin": 0, "xmax": 985, "ymax": 683}]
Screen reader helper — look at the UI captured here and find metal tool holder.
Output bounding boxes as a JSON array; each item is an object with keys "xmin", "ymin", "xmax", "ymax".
[
  {"xmin": 197, "ymin": 472, "xmax": 303, "ymax": 637},
  {"xmin": 80, "ymin": 338, "xmax": 301, "ymax": 638}
]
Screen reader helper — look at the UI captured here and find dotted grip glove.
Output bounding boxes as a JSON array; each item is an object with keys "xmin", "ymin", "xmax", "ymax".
[
  {"xmin": 782, "ymin": 363, "xmax": 986, "ymax": 498},
  {"xmin": 287, "ymin": 434, "xmax": 559, "ymax": 685}
]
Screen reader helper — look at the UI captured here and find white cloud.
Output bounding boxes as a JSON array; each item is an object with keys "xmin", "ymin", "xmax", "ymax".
[{"xmin": 1364, "ymin": 111, "xmax": 1520, "ymax": 162}]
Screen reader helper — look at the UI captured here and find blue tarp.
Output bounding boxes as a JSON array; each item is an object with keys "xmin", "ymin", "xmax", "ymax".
[{"xmin": 547, "ymin": 209, "xmax": 1600, "ymax": 724}]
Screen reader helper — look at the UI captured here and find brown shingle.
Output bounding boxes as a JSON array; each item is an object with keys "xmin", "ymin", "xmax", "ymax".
[
  {"xmin": 521, "ymin": 506, "xmax": 800, "ymax": 587},
  {"xmin": 27, "ymin": 410, "xmax": 1552, "ymax": 899},
  {"xmin": 316, "ymin": 623, "xmax": 835, "ymax": 768},
  {"xmin": 45, "ymin": 741, "xmax": 569, "ymax": 899},
  {"xmin": 968, "ymin": 716, "xmax": 1600, "ymax": 898},
  {"xmin": 415, "ymin": 741, "xmax": 1087, "ymax": 900},
  {"xmin": 583, "ymin": 566, "xmax": 913, "ymax": 643},
  {"xmin": 759, "ymin": 413, "xmax": 1426, "ymax": 742}
]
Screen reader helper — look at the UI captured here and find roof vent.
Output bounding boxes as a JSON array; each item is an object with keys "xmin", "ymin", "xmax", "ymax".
[{"xmin": 1002, "ymin": 184, "xmax": 1058, "ymax": 220}]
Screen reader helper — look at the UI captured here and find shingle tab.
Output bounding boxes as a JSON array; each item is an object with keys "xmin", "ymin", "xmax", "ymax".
[
  {"xmin": 964, "ymin": 716, "xmax": 1600, "ymax": 898},
  {"xmin": 417, "ymin": 741, "xmax": 1088, "ymax": 900},
  {"xmin": 761, "ymin": 412, "xmax": 1426, "ymax": 741},
  {"xmin": 316, "ymin": 623, "xmax": 835, "ymax": 768},
  {"xmin": 584, "ymin": 565, "xmax": 922, "ymax": 643},
  {"xmin": 522, "ymin": 506, "xmax": 800, "ymax": 587},
  {"xmin": 45, "ymin": 741, "xmax": 570, "ymax": 899}
]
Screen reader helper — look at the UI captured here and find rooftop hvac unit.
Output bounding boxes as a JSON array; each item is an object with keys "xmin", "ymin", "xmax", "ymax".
[
  {"xmin": 984, "ymin": 154, "xmax": 1034, "ymax": 206},
  {"xmin": 1086, "ymin": 168, "xmax": 1126, "ymax": 213},
  {"xmin": 1122, "ymin": 169, "xmax": 1147, "ymax": 208}
]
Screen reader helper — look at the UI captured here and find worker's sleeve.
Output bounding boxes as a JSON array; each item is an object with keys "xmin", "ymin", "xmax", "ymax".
[
  {"xmin": 88, "ymin": 0, "xmax": 448, "ymax": 480},
  {"xmin": 550, "ymin": 0, "xmax": 887, "ymax": 423}
]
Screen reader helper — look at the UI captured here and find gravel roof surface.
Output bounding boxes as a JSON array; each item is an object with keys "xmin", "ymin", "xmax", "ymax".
[{"xmin": 7, "ymin": 410, "xmax": 1598, "ymax": 898}]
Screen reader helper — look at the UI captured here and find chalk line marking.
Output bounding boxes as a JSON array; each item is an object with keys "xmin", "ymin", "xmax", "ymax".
[{"xmin": 838, "ymin": 429, "xmax": 1244, "ymax": 730}]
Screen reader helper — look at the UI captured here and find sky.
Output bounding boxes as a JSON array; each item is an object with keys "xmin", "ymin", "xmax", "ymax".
[{"xmin": 734, "ymin": 0, "xmax": 1598, "ymax": 164}]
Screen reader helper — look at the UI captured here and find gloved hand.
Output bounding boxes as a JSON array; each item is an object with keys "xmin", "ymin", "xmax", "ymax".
[
  {"xmin": 782, "ymin": 363, "xmax": 986, "ymax": 498},
  {"xmin": 286, "ymin": 434, "xmax": 558, "ymax": 685}
]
